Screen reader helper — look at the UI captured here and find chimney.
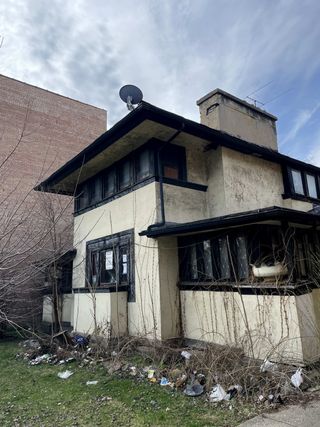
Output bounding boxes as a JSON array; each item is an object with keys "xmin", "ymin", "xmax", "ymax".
[{"xmin": 197, "ymin": 88, "xmax": 278, "ymax": 150}]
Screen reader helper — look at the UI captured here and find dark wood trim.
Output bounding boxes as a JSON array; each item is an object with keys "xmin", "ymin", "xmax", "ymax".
[
  {"xmin": 179, "ymin": 281, "xmax": 316, "ymax": 296},
  {"xmin": 73, "ymin": 286, "xmax": 128, "ymax": 294}
]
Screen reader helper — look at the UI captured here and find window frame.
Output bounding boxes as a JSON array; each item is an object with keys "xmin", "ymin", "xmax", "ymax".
[
  {"xmin": 286, "ymin": 166, "xmax": 320, "ymax": 201},
  {"xmin": 86, "ymin": 230, "xmax": 135, "ymax": 302}
]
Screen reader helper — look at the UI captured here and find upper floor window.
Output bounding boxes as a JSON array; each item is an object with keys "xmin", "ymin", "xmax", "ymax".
[
  {"xmin": 159, "ymin": 144, "xmax": 186, "ymax": 180},
  {"xmin": 287, "ymin": 167, "xmax": 320, "ymax": 200},
  {"xmin": 75, "ymin": 141, "xmax": 190, "ymax": 213}
]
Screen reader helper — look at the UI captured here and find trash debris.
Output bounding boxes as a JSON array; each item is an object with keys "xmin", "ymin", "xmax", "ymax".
[
  {"xmin": 30, "ymin": 354, "xmax": 51, "ymax": 366},
  {"xmin": 184, "ymin": 383, "xmax": 204, "ymax": 397},
  {"xmin": 147, "ymin": 369, "xmax": 155, "ymax": 379},
  {"xmin": 225, "ymin": 384, "xmax": 243, "ymax": 400},
  {"xmin": 21, "ymin": 339, "xmax": 41, "ymax": 350},
  {"xmin": 160, "ymin": 377, "xmax": 170, "ymax": 386},
  {"xmin": 291, "ymin": 368, "xmax": 303, "ymax": 388},
  {"xmin": 260, "ymin": 359, "xmax": 278, "ymax": 373},
  {"xmin": 130, "ymin": 366, "xmax": 137, "ymax": 376},
  {"xmin": 209, "ymin": 384, "xmax": 228, "ymax": 402},
  {"xmin": 86, "ymin": 380, "xmax": 98, "ymax": 385},
  {"xmin": 258, "ymin": 394, "xmax": 264, "ymax": 402},
  {"xmin": 58, "ymin": 370, "xmax": 74, "ymax": 379},
  {"xmin": 111, "ymin": 351, "xmax": 117, "ymax": 356},
  {"xmin": 181, "ymin": 351, "xmax": 191, "ymax": 360},
  {"xmin": 176, "ymin": 374, "xmax": 188, "ymax": 388},
  {"xmin": 73, "ymin": 334, "xmax": 89, "ymax": 347}
]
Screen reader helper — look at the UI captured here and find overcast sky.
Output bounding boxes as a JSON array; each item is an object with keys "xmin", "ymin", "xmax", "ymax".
[{"xmin": 1, "ymin": 0, "xmax": 319, "ymax": 164}]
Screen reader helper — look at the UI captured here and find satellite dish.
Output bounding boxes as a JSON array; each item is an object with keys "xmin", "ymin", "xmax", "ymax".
[{"xmin": 119, "ymin": 85, "xmax": 143, "ymax": 111}]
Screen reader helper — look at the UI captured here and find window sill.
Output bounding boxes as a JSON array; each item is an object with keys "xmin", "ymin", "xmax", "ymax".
[
  {"xmin": 179, "ymin": 280, "xmax": 315, "ymax": 295},
  {"xmin": 282, "ymin": 192, "xmax": 320, "ymax": 204},
  {"xmin": 73, "ymin": 286, "xmax": 128, "ymax": 294},
  {"xmin": 157, "ymin": 177, "xmax": 207, "ymax": 192}
]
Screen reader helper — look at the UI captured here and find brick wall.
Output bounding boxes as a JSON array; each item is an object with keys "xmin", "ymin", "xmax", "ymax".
[{"xmin": 0, "ymin": 74, "xmax": 107, "ymax": 325}]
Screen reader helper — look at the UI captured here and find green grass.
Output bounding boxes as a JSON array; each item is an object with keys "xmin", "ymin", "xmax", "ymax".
[{"xmin": 0, "ymin": 340, "xmax": 256, "ymax": 426}]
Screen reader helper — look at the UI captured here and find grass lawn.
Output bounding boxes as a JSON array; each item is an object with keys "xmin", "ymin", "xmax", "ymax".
[{"xmin": 0, "ymin": 340, "xmax": 256, "ymax": 426}]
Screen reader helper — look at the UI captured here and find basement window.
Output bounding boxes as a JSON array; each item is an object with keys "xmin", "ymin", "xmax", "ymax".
[{"xmin": 86, "ymin": 230, "xmax": 134, "ymax": 301}]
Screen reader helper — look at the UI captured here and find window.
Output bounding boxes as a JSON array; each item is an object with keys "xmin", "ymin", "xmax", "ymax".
[
  {"xmin": 136, "ymin": 148, "xmax": 153, "ymax": 181},
  {"xmin": 86, "ymin": 230, "xmax": 134, "ymax": 301},
  {"xmin": 118, "ymin": 159, "xmax": 132, "ymax": 190},
  {"xmin": 287, "ymin": 167, "xmax": 320, "ymax": 200},
  {"xmin": 88, "ymin": 176, "xmax": 102, "ymax": 205},
  {"xmin": 102, "ymin": 168, "xmax": 116, "ymax": 198},
  {"xmin": 291, "ymin": 169, "xmax": 304, "ymax": 195},
  {"xmin": 306, "ymin": 174, "xmax": 318, "ymax": 198},
  {"xmin": 159, "ymin": 144, "xmax": 186, "ymax": 181},
  {"xmin": 179, "ymin": 233, "xmax": 249, "ymax": 283}
]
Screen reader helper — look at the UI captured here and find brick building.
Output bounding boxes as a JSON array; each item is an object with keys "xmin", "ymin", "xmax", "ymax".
[{"xmin": 0, "ymin": 74, "xmax": 106, "ymax": 326}]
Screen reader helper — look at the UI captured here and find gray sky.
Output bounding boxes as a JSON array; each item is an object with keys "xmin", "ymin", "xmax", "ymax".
[{"xmin": 1, "ymin": 0, "xmax": 320, "ymax": 164}]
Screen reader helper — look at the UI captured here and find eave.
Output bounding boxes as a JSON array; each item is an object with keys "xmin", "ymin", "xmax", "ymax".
[
  {"xmin": 139, "ymin": 206, "xmax": 320, "ymax": 238},
  {"xmin": 34, "ymin": 101, "xmax": 320, "ymax": 195}
]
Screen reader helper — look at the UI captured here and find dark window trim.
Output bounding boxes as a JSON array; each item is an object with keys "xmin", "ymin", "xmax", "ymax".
[
  {"xmin": 179, "ymin": 281, "xmax": 315, "ymax": 296},
  {"xmin": 283, "ymin": 166, "xmax": 320, "ymax": 203},
  {"xmin": 86, "ymin": 229, "xmax": 135, "ymax": 302}
]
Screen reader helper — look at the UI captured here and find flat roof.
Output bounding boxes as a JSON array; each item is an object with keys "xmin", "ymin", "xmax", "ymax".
[
  {"xmin": 139, "ymin": 206, "xmax": 320, "ymax": 237},
  {"xmin": 35, "ymin": 101, "xmax": 320, "ymax": 195}
]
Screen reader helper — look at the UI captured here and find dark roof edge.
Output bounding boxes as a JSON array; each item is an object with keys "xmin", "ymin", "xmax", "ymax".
[
  {"xmin": 139, "ymin": 206, "xmax": 320, "ymax": 237},
  {"xmin": 35, "ymin": 101, "xmax": 320, "ymax": 192},
  {"xmin": 196, "ymin": 88, "xmax": 277, "ymax": 121}
]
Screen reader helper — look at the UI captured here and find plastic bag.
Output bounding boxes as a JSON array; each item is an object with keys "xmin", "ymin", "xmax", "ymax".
[
  {"xmin": 181, "ymin": 351, "xmax": 191, "ymax": 360},
  {"xmin": 58, "ymin": 370, "xmax": 73, "ymax": 379},
  {"xmin": 209, "ymin": 384, "xmax": 227, "ymax": 402},
  {"xmin": 291, "ymin": 368, "xmax": 303, "ymax": 388}
]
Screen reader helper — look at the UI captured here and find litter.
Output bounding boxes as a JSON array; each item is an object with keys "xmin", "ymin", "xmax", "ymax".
[
  {"xmin": 209, "ymin": 384, "xmax": 228, "ymax": 402},
  {"xmin": 226, "ymin": 384, "xmax": 243, "ymax": 399},
  {"xmin": 176, "ymin": 374, "xmax": 188, "ymax": 388},
  {"xmin": 30, "ymin": 354, "xmax": 51, "ymax": 365},
  {"xmin": 86, "ymin": 380, "xmax": 98, "ymax": 385},
  {"xmin": 181, "ymin": 351, "xmax": 191, "ymax": 360},
  {"xmin": 184, "ymin": 383, "xmax": 204, "ymax": 397},
  {"xmin": 291, "ymin": 368, "xmax": 303, "ymax": 388},
  {"xmin": 73, "ymin": 335, "xmax": 89, "ymax": 347},
  {"xmin": 58, "ymin": 370, "xmax": 74, "ymax": 379},
  {"xmin": 111, "ymin": 351, "xmax": 117, "ymax": 356},
  {"xmin": 147, "ymin": 369, "xmax": 155, "ymax": 379},
  {"xmin": 160, "ymin": 377, "xmax": 170, "ymax": 386},
  {"xmin": 260, "ymin": 359, "xmax": 278, "ymax": 373},
  {"xmin": 130, "ymin": 366, "xmax": 137, "ymax": 376}
]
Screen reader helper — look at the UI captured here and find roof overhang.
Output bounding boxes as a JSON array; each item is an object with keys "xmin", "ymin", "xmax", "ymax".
[
  {"xmin": 139, "ymin": 207, "xmax": 320, "ymax": 238},
  {"xmin": 34, "ymin": 102, "xmax": 320, "ymax": 195}
]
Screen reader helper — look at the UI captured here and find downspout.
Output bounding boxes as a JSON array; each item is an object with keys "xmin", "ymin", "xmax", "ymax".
[{"xmin": 154, "ymin": 124, "xmax": 185, "ymax": 229}]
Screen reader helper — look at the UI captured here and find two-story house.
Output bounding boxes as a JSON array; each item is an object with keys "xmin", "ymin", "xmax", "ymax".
[{"xmin": 36, "ymin": 89, "xmax": 320, "ymax": 363}]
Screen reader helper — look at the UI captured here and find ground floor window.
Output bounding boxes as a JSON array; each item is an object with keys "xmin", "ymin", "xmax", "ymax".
[
  {"xmin": 178, "ymin": 225, "xmax": 320, "ymax": 284},
  {"xmin": 86, "ymin": 230, "xmax": 134, "ymax": 301}
]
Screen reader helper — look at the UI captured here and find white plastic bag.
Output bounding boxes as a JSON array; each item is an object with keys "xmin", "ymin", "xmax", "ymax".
[
  {"xmin": 58, "ymin": 370, "xmax": 73, "ymax": 379},
  {"xmin": 209, "ymin": 384, "xmax": 228, "ymax": 402},
  {"xmin": 291, "ymin": 368, "xmax": 303, "ymax": 388},
  {"xmin": 181, "ymin": 351, "xmax": 191, "ymax": 360}
]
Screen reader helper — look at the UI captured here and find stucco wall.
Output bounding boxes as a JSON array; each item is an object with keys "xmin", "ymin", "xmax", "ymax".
[
  {"xmin": 73, "ymin": 291, "xmax": 127, "ymax": 335},
  {"xmin": 72, "ymin": 182, "xmax": 165, "ymax": 339},
  {"xmin": 181, "ymin": 290, "xmax": 305, "ymax": 362},
  {"xmin": 158, "ymin": 237, "xmax": 180, "ymax": 339}
]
